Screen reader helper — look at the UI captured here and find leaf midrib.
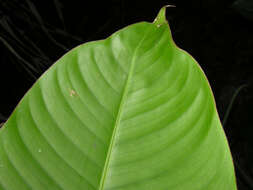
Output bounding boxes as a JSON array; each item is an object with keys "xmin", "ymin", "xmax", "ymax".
[{"xmin": 98, "ymin": 25, "xmax": 151, "ymax": 190}]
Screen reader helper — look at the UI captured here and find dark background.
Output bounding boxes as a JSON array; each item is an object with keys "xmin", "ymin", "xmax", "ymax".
[{"xmin": 0, "ymin": 0, "xmax": 253, "ymax": 189}]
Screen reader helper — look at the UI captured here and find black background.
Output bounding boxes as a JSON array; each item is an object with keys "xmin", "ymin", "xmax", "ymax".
[{"xmin": 1, "ymin": 0, "xmax": 253, "ymax": 189}]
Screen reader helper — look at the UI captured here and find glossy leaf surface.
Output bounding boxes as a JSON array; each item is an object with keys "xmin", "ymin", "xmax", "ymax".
[{"xmin": 0, "ymin": 7, "xmax": 237, "ymax": 190}]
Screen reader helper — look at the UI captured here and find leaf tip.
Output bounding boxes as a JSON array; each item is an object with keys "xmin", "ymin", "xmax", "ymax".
[{"xmin": 153, "ymin": 5, "xmax": 176, "ymax": 26}]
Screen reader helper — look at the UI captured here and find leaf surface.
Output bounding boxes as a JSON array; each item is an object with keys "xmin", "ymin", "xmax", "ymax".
[{"xmin": 0, "ymin": 7, "xmax": 237, "ymax": 190}]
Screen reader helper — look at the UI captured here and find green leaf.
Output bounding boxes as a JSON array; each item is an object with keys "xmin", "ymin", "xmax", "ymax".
[{"xmin": 0, "ymin": 6, "xmax": 237, "ymax": 190}]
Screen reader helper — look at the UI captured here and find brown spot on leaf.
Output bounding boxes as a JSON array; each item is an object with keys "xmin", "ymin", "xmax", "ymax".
[{"xmin": 69, "ymin": 89, "xmax": 78, "ymax": 97}]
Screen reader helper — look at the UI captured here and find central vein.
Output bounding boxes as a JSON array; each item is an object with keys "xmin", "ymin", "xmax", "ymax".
[{"xmin": 98, "ymin": 26, "xmax": 151, "ymax": 190}]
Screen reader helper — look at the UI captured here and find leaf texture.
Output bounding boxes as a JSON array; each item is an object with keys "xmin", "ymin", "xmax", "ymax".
[{"xmin": 0, "ymin": 7, "xmax": 237, "ymax": 190}]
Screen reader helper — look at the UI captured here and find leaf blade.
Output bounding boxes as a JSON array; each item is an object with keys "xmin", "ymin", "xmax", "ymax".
[{"xmin": 0, "ymin": 7, "xmax": 237, "ymax": 190}]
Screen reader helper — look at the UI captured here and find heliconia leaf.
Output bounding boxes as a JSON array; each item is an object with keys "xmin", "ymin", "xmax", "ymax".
[{"xmin": 0, "ymin": 6, "xmax": 237, "ymax": 190}]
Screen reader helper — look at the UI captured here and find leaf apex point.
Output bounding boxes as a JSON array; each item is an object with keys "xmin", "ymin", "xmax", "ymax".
[{"xmin": 153, "ymin": 5, "xmax": 175, "ymax": 26}]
